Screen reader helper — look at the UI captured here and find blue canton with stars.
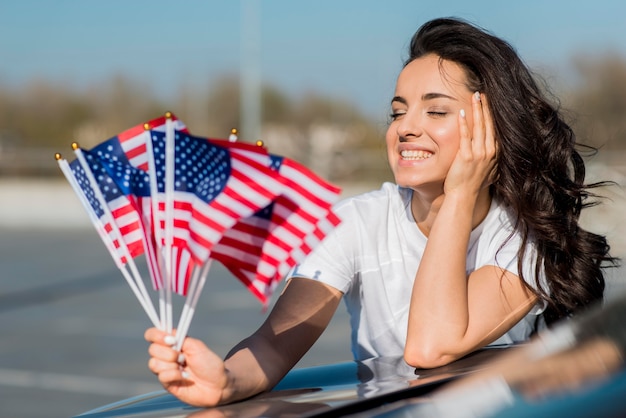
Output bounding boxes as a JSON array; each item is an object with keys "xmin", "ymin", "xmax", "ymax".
[
  {"xmin": 149, "ymin": 131, "xmax": 231, "ymax": 203},
  {"xmin": 69, "ymin": 159, "xmax": 106, "ymax": 218},
  {"xmin": 91, "ymin": 138, "xmax": 151, "ymax": 197},
  {"xmin": 80, "ymin": 149, "xmax": 134, "ymax": 203}
]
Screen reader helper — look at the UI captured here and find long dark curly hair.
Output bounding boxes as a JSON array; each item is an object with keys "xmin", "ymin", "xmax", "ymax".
[{"xmin": 407, "ymin": 17, "xmax": 618, "ymax": 324}]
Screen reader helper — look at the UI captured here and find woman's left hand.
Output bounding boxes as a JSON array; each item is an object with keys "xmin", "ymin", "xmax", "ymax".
[{"xmin": 444, "ymin": 92, "xmax": 497, "ymax": 198}]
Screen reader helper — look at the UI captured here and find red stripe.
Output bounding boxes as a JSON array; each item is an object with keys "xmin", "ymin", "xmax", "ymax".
[
  {"xmin": 124, "ymin": 143, "xmax": 147, "ymax": 160},
  {"xmin": 118, "ymin": 125, "xmax": 145, "ymax": 142},
  {"xmin": 191, "ymin": 207, "xmax": 228, "ymax": 235},
  {"xmin": 212, "ymin": 252, "xmax": 258, "ymax": 272},
  {"xmin": 215, "ymin": 235, "xmax": 263, "ymax": 256}
]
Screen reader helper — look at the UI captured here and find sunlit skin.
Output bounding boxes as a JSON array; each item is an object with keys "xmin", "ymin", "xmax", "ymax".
[
  {"xmin": 395, "ymin": 54, "xmax": 537, "ymax": 368},
  {"xmin": 386, "ymin": 54, "xmax": 491, "ymax": 229}
]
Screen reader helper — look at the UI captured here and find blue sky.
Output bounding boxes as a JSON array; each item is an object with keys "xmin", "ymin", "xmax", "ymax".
[{"xmin": 2, "ymin": 0, "xmax": 626, "ymax": 120}]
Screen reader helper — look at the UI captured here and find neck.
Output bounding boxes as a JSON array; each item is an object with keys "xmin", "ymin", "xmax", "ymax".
[{"xmin": 411, "ymin": 188, "xmax": 492, "ymax": 237}]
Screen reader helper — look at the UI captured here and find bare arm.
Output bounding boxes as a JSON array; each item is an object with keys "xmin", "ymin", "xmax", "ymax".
[
  {"xmin": 405, "ymin": 93, "xmax": 537, "ymax": 368},
  {"xmin": 146, "ymin": 277, "xmax": 342, "ymax": 407}
]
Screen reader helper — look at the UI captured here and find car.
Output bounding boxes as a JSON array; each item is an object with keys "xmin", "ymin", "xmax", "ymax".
[
  {"xmin": 75, "ymin": 347, "xmax": 510, "ymax": 417},
  {"xmin": 76, "ymin": 294, "xmax": 626, "ymax": 418}
]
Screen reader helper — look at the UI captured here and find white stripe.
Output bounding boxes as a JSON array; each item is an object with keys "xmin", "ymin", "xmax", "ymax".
[
  {"xmin": 0, "ymin": 368, "xmax": 160, "ymax": 397},
  {"xmin": 229, "ymin": 148, "xmax": 272, "ymax": 166},
  {"xmin": 120, "ymin": 131, "xmax": 147, "ymax": 153},
  {"xmin": 129, "ymin": 154, "xmax": 149, "ymax": 169},
  {"xmin": 266, "ymin": 228, "xmax": 302, "ymax": 251},
  {"xmin": 280, "ymin": 163, "xmax": 340, "ymax": 202},
  {"xmin": 213, "ymin": 241, "xmax": 261, "ymax": 263},
  {"xmin": 221, "ymin": 228, "xmax": 267, "ymax": 247},
  {"xmin": 224, "ymin": 176, "xmax": 276, "ymax": 212},
  {"xmin": 256, "ymin": 259, "xmax": 278, "ymax": 278},
  {"xmin": 231, "ymin": 159, "xmax": 283, "ymax": 194},
  {"xmin": 123, "ymin": 229, "xmax": 144, "ymax": 246}
]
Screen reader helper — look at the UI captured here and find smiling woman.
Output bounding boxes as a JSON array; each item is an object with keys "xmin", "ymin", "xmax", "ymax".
[{"xmin": 143, "ymin": 17, "xmax": 618, "ymax": 409}]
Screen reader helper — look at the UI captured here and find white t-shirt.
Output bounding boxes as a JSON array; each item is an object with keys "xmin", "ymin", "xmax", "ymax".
[{"xmin": 289, "ymin": 182, "xmax": 547, "ymax": 361}]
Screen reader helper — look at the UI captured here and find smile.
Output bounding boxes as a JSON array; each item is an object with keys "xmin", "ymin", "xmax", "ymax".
[{"xmin": 400, "ymin": 150, "xmax": 432, "ymax": 160}]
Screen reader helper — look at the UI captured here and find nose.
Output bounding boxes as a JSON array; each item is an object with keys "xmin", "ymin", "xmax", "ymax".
[{"xmin": 396, "ymin": 113, "xmax": 423, "ymax": 142}]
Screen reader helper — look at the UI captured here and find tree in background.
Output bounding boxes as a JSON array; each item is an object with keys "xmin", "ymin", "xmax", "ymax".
[{"xmin": 1, "ymin": 54, "xmax": 625, "ymax": 182}]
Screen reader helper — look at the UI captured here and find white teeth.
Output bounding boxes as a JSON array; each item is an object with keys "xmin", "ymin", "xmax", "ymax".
[{"xmin": 400, "ymin": 150, "xmax": 432, "ymax": 160}]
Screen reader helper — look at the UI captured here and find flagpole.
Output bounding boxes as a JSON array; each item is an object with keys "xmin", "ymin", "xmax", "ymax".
[
  {"xmin": 175, "ymin": 259, "xmax": 212, "ymax": 351},
  {"xmin": 164, "ymin": 113, "xmax": 176, "ymax": 333},
  {"xmin": 144, "ymin": 126, "xmax": 168, "ymax": 331},
  {"xmin": 57, "ymin": 154, "xmax": 161, "ymax": 328}
]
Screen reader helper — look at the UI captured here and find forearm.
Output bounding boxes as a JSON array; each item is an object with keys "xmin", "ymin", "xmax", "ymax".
[
  {"xmin": 407, "ymin": 193, "xmax": 476, "ymax": 357},
  {"xmin": 220, "ymin": 335, "xmax": 292, "ymax": 404},
  {"xmin": 222, "ymin": 278, "xmax": 342, "ymax": 403}
]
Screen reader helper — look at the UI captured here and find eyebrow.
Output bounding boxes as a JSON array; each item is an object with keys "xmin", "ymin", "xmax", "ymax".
[{"xmin": 391, "ymin": 92, "xmax": 458, "ymax": 105}]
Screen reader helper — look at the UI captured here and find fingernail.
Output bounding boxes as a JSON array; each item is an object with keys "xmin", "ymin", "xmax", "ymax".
[
  {"xmin": 460, "ymin": 109, "xmax": 466, "ymax": 118},
  {"xmin": 474, "ymin": 91, "xmax": 481, "ymax": 101},
  {"xmin": 164, "ymin": 335, "xmax": 176, "ymax": 346},
  {"xmin": 182, "ymin": 370, "xmax": 190, "ymax": 379},
  {"xmin": 178, "ymin": 353, "xmax": 186, "ymax": 364}
]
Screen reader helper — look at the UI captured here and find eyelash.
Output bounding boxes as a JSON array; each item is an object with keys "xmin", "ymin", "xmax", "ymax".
[{"xmin": 389, "ymin": 111, "xmax": 448, "ymax": 121}]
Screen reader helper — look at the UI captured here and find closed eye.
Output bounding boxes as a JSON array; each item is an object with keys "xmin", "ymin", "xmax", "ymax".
[{"xmin": 389, "ymin": 111, "xmax": 406, "ymax": 121}]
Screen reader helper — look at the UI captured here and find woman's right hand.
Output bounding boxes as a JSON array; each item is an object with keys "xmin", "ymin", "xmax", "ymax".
[{"xmin": 145, "ymin": 327, "xmax": 229, "ymax": 408}]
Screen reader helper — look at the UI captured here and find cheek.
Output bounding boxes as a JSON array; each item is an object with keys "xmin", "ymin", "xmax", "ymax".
[{"xmin": 431, "ymin": 123, "xmax": 461, "ymax": 150}]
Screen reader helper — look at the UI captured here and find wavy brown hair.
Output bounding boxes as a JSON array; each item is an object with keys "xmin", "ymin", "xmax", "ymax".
[{"xmin": 407, "ymin": 17, "xmax": 618, "ymax": 324}]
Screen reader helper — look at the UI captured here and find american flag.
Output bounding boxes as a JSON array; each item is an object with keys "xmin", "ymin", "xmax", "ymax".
[
  {"xmin": 69, "ymin": 151, "xmax": 146, "ymax": 265},
  {"xmin": 113, "ymin": 113, "xmax": 187, "ymax": 171},
  {"xmin": 87, "ymin": 141, "xmax": 164, "ymax": 290},
  {"xmin": 210, "ymin": 152, "xmax": 342, "ymax": 304},
  {"xmin": 64, "ymin": 114, "xmax": 342, "ymax": 305},
  {"xmin": 257, "ymin": 155, "xmax": 341, "ymax": 283}
]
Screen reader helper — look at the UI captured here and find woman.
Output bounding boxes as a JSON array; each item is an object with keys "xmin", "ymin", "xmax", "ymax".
[{"xmin": 145, "ymin": 17, "xmax": 616, "ymax": 407}]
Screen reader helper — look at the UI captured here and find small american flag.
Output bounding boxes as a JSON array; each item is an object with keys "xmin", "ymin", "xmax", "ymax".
[
  {"xmin": 62, "ymin": 113, "xmax": 342, "ymax": 308},
  {"xmin": 112, "ymin": 113, "xmax": 187, "ymax": 171},
  {"xmin": 146, "ymin": 130, "xmax": 285, "ymax": 264},
  {"xmin": 69, "ymin": 151, "xmax": 146, "ymax": 265},
  {"xmin": 210, "ymin": 152, "xmax": 342, "ymax": 305}
]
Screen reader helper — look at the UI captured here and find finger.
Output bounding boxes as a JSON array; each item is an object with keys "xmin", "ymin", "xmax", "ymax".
[
  {"xmin": 471, "ymin": 91, "xmax": 486, "ymax": 155},
  {"xmin": 158, "ymin": 367, "xmax": 190, "ymax": 385},
  {"xmin": 145, "ymin": 328, "xmax": 179, "ymax": 346},
  {"xmin": 148, "ymin": 356, "xmax": 181, "ymax": 375},
  {"xmin": 144, "ymin": 327, "xmax": 165, "ymax": 343},
  {"xmin": 480, "ymin": 94, "xmax": 497, "ymax": 158},
  {"xmin": 148, "ymin": 342, "xmax": 180, "ymax": 362},
  {"xmin": 458, "ymin": 107, "xmax": 472, "ymax": 156}
]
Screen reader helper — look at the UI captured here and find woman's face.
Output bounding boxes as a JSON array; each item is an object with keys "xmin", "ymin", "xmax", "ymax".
[{"xmin": 386, "ymin": 54, "xmax": 475, "ymax": 194}]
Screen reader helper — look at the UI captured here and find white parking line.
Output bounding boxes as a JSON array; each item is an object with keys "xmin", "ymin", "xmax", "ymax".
[{"xmin": 0, "ymin": 368, "xmax": 161, "ymax": 397}]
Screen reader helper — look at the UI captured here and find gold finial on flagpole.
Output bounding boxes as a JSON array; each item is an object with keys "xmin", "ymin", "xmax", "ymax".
[
  {"xmin": 256, "ymin": 140, "xmax": 264, "ymax": 147},
  {"xmin": 71, "ymin": 142, "xmax": 79, "ymax": 150},
  {"xmin": 229, "ymin": 128, "xmax": 238, "ymax": 142},
  {"xmin": 54, "ymin": 153, "xmax": 62, "ymax": 160},
  {"xmin": 165, "ymin": 111, "xmax": 172, "ymax": 119},
  {"xmin": 144, "ymin": 123, "xmax": 150, "ymax": 130}
]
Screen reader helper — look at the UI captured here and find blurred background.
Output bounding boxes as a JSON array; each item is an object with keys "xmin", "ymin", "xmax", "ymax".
[{"xmin": 1, "ymin": 0, "xmax": 625, "ymax": 416}]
